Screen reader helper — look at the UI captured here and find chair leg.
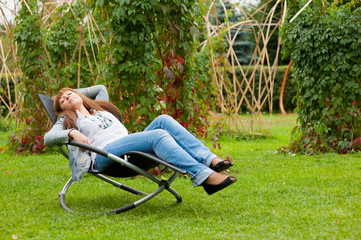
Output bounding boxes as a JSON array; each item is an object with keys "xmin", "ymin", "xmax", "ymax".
[
  {"xmin": 106, "ymin": 153, "xmax": 183, "ymax": 201},
  {"xmin": 58, "ymin": 153, "xmax": 184, "ymax": 214},
  {"xmin": 59, "ymin": 177, "xmax": 74, "ymax": 213},
  {"xmin": 165, "ymin": 172, "xmax": 183, "ymax": 203},
  {"xmin": 93, "ymin": 173, "xmax": 147, "ymax": 196},
  {"xmin": 110, "ymin": 174, "xmax": 182, "ymax": 214},
  {"xmin": 58, "ymin": 172, "xmax": 183, "ymax": 214}
]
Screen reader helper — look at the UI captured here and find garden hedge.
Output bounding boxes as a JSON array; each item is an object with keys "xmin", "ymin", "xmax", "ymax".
[{"xmin": 281, "ymin": 1, "xmax": 361, "ymax": 153}]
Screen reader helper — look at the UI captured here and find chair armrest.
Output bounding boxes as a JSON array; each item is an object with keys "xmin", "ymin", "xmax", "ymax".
[
  {"xmin": 68, "ymin": 140, "xmax": 109, "ymax": 157},
  {"xmin": 67, "ymin": 140, "xmax": 188, "ymax": 174}
]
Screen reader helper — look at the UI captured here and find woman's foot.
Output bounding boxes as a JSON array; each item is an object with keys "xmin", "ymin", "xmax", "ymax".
[
  {"xmin": 210, "ymin": 157, "xmax": 233, "ymax": 172},
  {"xmin": 202, "ymin": 172, "xmax": 237, "ymax": 195}
]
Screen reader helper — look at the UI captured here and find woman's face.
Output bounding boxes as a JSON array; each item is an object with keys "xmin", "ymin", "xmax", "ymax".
[{"xmin": 59, "ymin": 90, "xmax": 83, "ymax": 111}]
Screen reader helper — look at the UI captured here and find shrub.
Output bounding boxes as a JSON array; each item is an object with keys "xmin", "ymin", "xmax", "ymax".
[{"xmin": 281, "ymin": 1, "xmax": 361, "ymax": 153}]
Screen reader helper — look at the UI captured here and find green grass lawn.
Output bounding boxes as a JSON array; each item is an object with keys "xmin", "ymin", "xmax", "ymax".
[{"xmin": 1, "ymin": 115, "xmax": 361, "ymax": 239}]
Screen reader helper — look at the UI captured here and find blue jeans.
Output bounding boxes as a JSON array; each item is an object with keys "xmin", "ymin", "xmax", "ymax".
[{"xmin": 96, "ymin": 115, "xmax": 216, "ymax": 186}]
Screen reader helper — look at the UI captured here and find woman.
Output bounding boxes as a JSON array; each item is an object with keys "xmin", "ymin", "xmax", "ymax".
[{"xmin": 44, "ymin": 85, "xmax": 236, "ymax": 195}]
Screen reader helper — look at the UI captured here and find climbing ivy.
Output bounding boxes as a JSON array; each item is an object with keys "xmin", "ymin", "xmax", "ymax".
[
  {"xmin": 281, "ymin": 1, "xmax": 361, "ymax": 153},
  {"xmin": 94, "ymin": 0, "xmax": 207, "ymax": 133},
  {"xmin": 11, "ymin": 1, "xmax": 48, "ymax": 154}
]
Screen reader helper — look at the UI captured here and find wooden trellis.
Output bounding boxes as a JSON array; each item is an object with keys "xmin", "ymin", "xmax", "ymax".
[
  {"xmin": 0, "ymin": 0, "xmax": 21, "ymax": 128},
  {"xmin": 202, "ymin": 0, "xmax": 284, "ymax": 135}
]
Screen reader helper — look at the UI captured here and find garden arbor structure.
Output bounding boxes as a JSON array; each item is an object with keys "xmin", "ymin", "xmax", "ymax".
[{"xmin": 202, "ymin": 0, "xmax": 284, "ymax": 135}]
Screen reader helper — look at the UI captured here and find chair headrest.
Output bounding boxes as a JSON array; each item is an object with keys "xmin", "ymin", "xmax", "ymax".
[{"xmin": 37, "ymin": 94, "xmax": 56, "ymax": 123}]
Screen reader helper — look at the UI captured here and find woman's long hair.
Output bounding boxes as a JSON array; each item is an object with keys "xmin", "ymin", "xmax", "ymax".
[{"xmin": 53, "ymin": 88, "xmax": 123, "ymax": 130}]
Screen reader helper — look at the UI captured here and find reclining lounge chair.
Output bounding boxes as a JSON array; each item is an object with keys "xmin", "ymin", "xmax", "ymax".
[{"xmin": 38, "ymin": 93, "xmax": 186, "ymax": 214}]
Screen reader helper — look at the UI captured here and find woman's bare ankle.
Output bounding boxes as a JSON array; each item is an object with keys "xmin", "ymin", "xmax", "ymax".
[
  {"xmin": 203, "ymin": 172, "xmax": 228, "ymax": 185},
  {"xmin": 211, "ymin": 157, "xmax": 223, "ymax": 168}
]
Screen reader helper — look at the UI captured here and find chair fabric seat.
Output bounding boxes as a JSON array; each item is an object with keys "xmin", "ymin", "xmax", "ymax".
[
  {"xmin": 96, "ymin": 152, "xmax": 160, "ymax": 177},
  {"xmin": 97, "ymin": 151, "xmax": 186, "ymax": 178}
]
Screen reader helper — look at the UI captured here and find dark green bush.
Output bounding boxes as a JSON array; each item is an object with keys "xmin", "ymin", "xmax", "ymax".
[
  {"xmin": 281, "ymin": 1, "xmax": 361, "ymax": 153},
  {"xmin": 95, "ymin": 0, "xmax": 208, "ymax": 134}
]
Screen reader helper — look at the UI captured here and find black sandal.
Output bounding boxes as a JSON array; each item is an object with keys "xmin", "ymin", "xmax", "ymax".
[
  {"xmin": 210, "ymin": 160, "xmax": 233, "ymax": 172},
  {"xmin": 202, "ymin": 177, "xmax": 237, "ymax": 195}
]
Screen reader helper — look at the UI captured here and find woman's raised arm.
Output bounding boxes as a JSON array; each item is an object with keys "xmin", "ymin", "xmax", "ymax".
[
  {"xmin": 75, "ymin": 85, "xmax": 109, "ymax": 102},
  {"xmin": 44, "ymin": 115, "xmax": 73, "ymax": 146}
]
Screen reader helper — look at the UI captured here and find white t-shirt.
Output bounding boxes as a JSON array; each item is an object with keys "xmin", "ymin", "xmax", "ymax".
[{"xmin": 76, "ymin": 110, "xmax": 129, "ymax": 161}]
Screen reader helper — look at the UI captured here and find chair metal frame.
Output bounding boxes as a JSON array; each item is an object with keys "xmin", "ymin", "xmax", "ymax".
[{"xmin": 38, "ymin": 93, "xmax": 186, "ymax": 214}]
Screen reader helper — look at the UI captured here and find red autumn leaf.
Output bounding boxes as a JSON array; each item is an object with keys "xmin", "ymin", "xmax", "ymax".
[
  {"xmin": 198, "ymin": 125, "xmax": 204, "ymax": 134},
  {"xmin": 164, "ymin": 56, "xmax": 171, "ymax": 67},
  {"xmin": 180, "ymin": 120, "xmax": 189, "ymax": 128},
  {"xmin": 178, "ymin": 56, "xmax": 184, "ymax": 65},
  {"xmin": 16, "ymin": 147, "xmax": 22, "ymax": 154},
  {"xmin": 21, "ymin": 137, "xmax": 30, "ymax": 146},
  {"xmin": 196, "ymin": 104, "xmax": 200, "ymax": 113},
  {"xmin": 33, "ymin": 141, "xmax": 46, "ymax": 152},
  {"xmin": 352, "ymin": 137, "xmax": 361, "ymax": 150},
  {"xmin": 166, "ymin": 87, "xmax": 179, "ymax": 101}
]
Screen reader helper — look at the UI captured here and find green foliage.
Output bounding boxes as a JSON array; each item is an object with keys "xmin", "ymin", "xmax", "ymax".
[
  {"xmin": 11, "ymin": 0, "xmax": 212, "ymax": 153},
  {"xmin": 45, "ymin": 4, "xmax": 83, "ymax": 87},
  {"xmin": 95, "ymin": 0, "xmax": 209, "ymax": 134},
  {"xmin": 281, "ymin": 1, "xmax": 361, "ymax": 153},
  {"xmin": 11, "ymin": 0, "xmax": 49, "ymax": 154}
]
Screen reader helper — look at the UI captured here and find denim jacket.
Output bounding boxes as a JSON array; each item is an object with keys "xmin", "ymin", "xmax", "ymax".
[{"xmin": 44, "ymin": 85, "xmax": 109, "ymax": 181}]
